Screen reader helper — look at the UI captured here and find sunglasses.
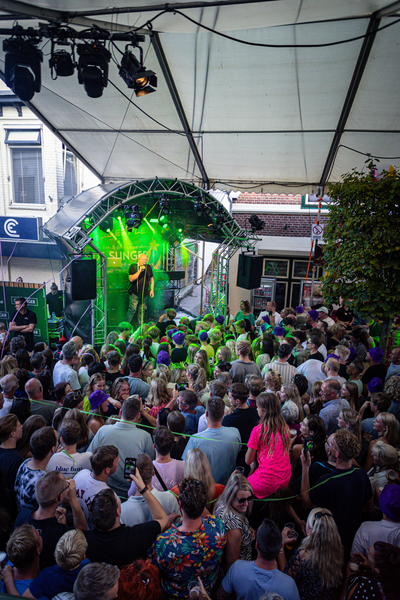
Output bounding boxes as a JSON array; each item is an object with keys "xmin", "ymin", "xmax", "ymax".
[{"xmin": 235, "ymin": 495, "xmax": 254, "ymax": 505}]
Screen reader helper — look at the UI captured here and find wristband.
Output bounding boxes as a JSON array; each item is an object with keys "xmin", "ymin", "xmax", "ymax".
[{"xmin": 139, "ymin": 485, "xmax": 149, "ymax": 495}]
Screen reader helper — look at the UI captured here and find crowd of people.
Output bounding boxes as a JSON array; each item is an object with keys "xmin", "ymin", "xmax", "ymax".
[{"xmin": 1, "ymin": 300, "xmax": 400, "ymax": 600}]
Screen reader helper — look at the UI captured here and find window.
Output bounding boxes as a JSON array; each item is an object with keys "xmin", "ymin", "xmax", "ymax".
[
  {"xmin": 63, "ymin": 146, "xmax": 77, "ymax": 198},
  {"xmin": 5, "ymin": 129, "xmax": 45, "ymax": 204},
  {"xmin": 263, "ymin": 259, "xmax": 289, "ymax": 278}
]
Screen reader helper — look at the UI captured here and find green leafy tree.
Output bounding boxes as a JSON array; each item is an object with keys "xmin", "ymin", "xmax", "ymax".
[{"xmin": 321, "ymin": 160, "xmax": 400, "ymax": 352}]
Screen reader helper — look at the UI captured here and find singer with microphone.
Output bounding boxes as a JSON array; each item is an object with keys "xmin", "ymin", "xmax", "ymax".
[{"xmin": 126, "ymin": 253, "xmax": 154, "ymax": 327}]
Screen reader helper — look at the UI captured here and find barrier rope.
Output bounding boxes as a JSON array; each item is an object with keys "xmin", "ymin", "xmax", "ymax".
[{"xmin": 26, "ymin": 398, "xmax": 357, "ymax": 503}]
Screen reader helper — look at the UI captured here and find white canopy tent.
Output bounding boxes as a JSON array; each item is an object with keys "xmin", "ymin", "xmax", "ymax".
[{"xmin": 0, "ymin": 0, "xmax": 399, "ymax": 192}]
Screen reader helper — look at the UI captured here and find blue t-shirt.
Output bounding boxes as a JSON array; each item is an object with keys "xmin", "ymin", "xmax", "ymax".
[
  {"xmin": 222, "ymin": 560, "xmax": 300, "ymax": 600},
  {"xmin": 29, "ymin": 558, "xmax": 91, "ymax": 599}
]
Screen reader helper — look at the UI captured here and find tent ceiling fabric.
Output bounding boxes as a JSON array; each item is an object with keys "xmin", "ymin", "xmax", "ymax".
[{"xmin": 0, "ymin": 0, "xmax": 399, "ymax": 191}]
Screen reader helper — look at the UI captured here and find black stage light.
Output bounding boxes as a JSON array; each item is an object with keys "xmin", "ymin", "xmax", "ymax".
[
  {"xmin": 159, "ymin": 196, "xmax": 171, "ymax": 215},
  {"xmin": 248, "ymin": 214, "xmax": 264, "ymax": 233},
  {"xmin": 49, "ymin": 49, "xmax": 75, "ymax": 78},
  {"xmin": 77, "ymin": 43, "xmax": 111, "ymax": 98},
  {"xmin": 99, "ymin": 216, "xmax": 114, "ymax": 233},
  {"xmin": 119, "ymin": 47, "xmax": 157, "ymax": 97},
  {"xmin": 3, "ymin": 38, "xmax": 43, "ymax": 101},
  {"xmin": 126, "ymin": 205, "xmax": 143, "ymax": 231},
  {"xmin": 193, "ymin": 197, "xmax": 207, "ymax": 217}
]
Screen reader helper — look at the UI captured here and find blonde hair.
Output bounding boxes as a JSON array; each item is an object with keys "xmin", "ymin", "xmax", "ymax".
[
  {"xmin": 341, "ymin": 408, "xmax": 362, "ymax": 442},
  {"xmin": 155, "ymin": 364, "xmax": 171, "ymax": 381},
  {"xmin": 264, "ymin": 369, "xmax": 283, "ymax": 392},
  {"xmin": 281, "ymin": 383, "xmax": 303, "ymax": 421},
  {"xmin": 380, "ymin": 412, "xmax": 399, "ymax": 448},
  {"xmin": 300, "ymin": 508, "xmax": 343, "ymax": 589},
  {"xmin": 55, "ymin": 529, "xmax": 88, "ymax": 570},
  {"xmin": 83, "ymin": 373, "xmax": 105, "ymax": 398},
  {"xmin": 184, "ymin": 448, "xmax": 215, "ymax": 504},
  {"xmin": 226, "ymin": 339, "xmax": 238, "ymax": 361},
  {"xmin": 146, "ymin": 378, "xmax": 169, "ymax": 408},
  {"xmin": 186, "ymin": 364, "xmax": 207, "ymax": 395},
  {"xmin": 372, "ymin": 440, "xmax": 400, "ymax": 472},
  {"xmin": 214, "ymin": 473, "xmax": 253, "ymax": 518},
  {"xmin": 6, "ymin": 524, "xmax": 40, "ymax": 569}
]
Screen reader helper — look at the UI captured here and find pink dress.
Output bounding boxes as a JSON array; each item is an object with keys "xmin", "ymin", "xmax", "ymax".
[{"xmin": 247, "ymin": 423, "xmax": 291, "ymax": 499}]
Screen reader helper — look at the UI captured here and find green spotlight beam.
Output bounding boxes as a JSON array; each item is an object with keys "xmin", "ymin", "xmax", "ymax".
[{"xmin": 143, "ymin": 218, "xmax": 155, "ymax": 234}]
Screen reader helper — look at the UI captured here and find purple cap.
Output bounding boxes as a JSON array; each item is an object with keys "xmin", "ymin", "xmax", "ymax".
[
  {"xmin": 295, "ymin": 306, "xmax": 304, "ymax": 314},
  {"xmin": 347, "ymin": 347, "xmax": 358, "ymax": 362},
  {"xmin": 379, "ymin": 484, "xmax": 400, "ymax": 521},
  {"xmin": 308, "ymin": 309, "xmax": 319, "ymax": 321},
  {"xmin": 89, "ymin": 390, "xmax": 109, "ymax": 410},
  {"xmin": 369, "ymin": 347, "xmax": 384, "ymax": 363},
  {"xmin": 157, "ymin": 351, "xmax": 171, "ymax": 366},
  {"xmin": 262, "ymin": 314, "xmax": 270, "ymax": 324},
  {"xmin": 172, "ymin": 331, "xmax": 185, "ymax": 345},
  {"xmin": 368, "ymin": 377, "xmax": 383, "ymax": 394},
  {"xmin": 167, "ymin": 329, "xmax": 178, "ymax": 339},
  {"xmin": 199, "ymin": 331, "xmax": 209, "ymax": 342},
  {"xmin": 215, "ymin": 315, "xmax": 225, "ymax": 325},
  {"xmin": 326, "ymin": 353, "xmax": 340, "ymax": 362},
  {"xmin": 261, "ymin": 323, "xmax": 271, "ymax": 333},
  {"xmin": 273, "ymin": 326, "xmax": 285, "ymax": 337}
]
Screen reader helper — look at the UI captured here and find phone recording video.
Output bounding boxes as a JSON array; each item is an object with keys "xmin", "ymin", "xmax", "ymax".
[{"xmin": 124, "ymin": 457, "xmax": 137, "ymax": 479}]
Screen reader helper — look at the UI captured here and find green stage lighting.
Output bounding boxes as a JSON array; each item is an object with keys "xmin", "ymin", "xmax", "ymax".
[{"xmin": 99, "ymin": 216, "xmax": 113, "ymax": 233}]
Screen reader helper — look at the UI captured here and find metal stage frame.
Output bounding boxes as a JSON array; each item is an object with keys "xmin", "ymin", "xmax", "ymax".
[{"xmin": 44, "ymin": 178, "xmax": 260, "ymax": 345}]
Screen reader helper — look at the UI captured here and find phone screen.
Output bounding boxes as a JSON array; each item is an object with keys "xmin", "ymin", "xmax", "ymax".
[{"xmin": 124, "ymin": 457, "xmax": 137, "ymax": 479}]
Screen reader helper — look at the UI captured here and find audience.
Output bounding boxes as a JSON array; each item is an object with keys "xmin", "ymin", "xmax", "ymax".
[{"xmin": 1, "ymin": 301, "xmax": 399, "ymax": 600}]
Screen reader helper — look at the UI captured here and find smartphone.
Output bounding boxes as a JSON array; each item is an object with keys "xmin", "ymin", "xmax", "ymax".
[
  {"xmin": 124, "ymin": 457, "xmax": 137, "ymax": 480},
  {"xmin": 303, "ymin": 438, "xmax": 313, "ymax": 457}
]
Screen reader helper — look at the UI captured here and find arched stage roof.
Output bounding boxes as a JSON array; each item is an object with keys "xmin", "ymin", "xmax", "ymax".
[
  {"xmin": 1, "ymin": 1, "xmax": 399, "ymax": 192},
  {"xmin": 43, "ymin": 178, "xmax": 260, "ymax": 253}
]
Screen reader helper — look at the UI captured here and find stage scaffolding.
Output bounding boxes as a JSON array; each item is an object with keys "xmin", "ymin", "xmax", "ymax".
[{"xmin": 44, "ymin": 178, "xmax": 260, "ymax": 343}]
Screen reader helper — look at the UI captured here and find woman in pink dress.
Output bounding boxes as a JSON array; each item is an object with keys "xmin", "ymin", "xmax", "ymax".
[{"xmin": 246, "ymin": 392, "xmax": 291, "ymax": 499}]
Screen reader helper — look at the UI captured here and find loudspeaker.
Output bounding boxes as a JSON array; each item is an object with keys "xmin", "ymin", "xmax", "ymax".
[
  {"xmin": 71, "ymin": 260, "xmax": 97, "ymax": 301},
  {"xmin": 164, "ymin": 289, "xmax": 175, "ymax": 309},
  {"xmin": 236, "ymin": 254, "xmax": 263, "ymax": 289}
]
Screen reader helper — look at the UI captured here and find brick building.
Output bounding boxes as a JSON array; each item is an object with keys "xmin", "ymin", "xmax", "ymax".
[{"xmin": 228, "ymin": 191, "xmax": 329, "ymax": 315}]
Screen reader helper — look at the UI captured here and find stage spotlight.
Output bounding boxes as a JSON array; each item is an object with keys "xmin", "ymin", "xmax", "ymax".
[
  {"xmin": 193, "ymin": 198, "xmax": 207, "ymax": 217},
  {"xmin": 159, "ymin": 196, "xmax": 171, "ymax": 215},
  {"xmin": 99, "ymin": 216, "xmax": 113, "ymax": 233},
  {"xmin": 3, "ymin": 38, "xmax": 43, "ymax": 101},
  {"xmin": 125, "ymin": 205, "xmax": 143, "ymax": 231},
  {"xmin": 119, "ymin": 47, "xmax": 157, "ymax": 97},
  {"xmin": 77, "ymin": 43, "xmax": 111, "ymax": 98},
  {"xmin": 248, "ymin": 214, "xmax": 264, "ymax": 233},
  {"xmin": 49, "ymin": 49, "xmax": 75, "ymax": 78}
]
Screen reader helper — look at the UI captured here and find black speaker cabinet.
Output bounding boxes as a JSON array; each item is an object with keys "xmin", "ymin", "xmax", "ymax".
[
  {"xmin": 71, "ymin": 259, "xmax": 97, "ymax": 301},
  {"xmin": 236, "ymin": 254, "xmax": 263, "ymax": 289}
]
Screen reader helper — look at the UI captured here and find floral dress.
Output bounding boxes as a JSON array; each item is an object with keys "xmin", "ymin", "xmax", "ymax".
[
  {"xmin": 150, "ymin": 514, "xmax": 226, "ymax": 598},
  {"xmin": 284, "ymin": 549, "xmax": 338, "ymax": 600}
]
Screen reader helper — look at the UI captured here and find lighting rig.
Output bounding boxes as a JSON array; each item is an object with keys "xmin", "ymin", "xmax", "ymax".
[{"xmin": 2, "ymin": 23, "xmax": 157, "ymax": 101}]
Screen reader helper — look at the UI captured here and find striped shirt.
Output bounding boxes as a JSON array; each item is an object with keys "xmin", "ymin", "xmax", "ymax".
[{"xmin": 262, "ymin": 360, "xmax": 299, "ymax": 384}]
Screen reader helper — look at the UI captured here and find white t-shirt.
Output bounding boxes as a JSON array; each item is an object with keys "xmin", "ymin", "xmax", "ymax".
[
  {"xmin": 151, "ymin": 459, "xmax": 185, "ymax": 491},
  {"xmin": 73, "ymin": 469, "xmax": 110, "ymax": 528},
  {"xmin": 0, "ymin": 397, "xmax": 13, "ymax": 418},
  {"xmin": 120, "ymin": 489, "xmax": 180, "ymax": 526},
  {"xmin": 46, "ymin": 449, "xmax": 92, "ymax": 479},
  {"xmin": 52, "ymin": 361, "xmax": 80, "ymax": 391}
]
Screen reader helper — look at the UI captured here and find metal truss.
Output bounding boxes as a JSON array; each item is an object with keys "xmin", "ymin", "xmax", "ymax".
[{"xmin": 46, "ymin": 179, "xmax": 260, "ymax": 324}]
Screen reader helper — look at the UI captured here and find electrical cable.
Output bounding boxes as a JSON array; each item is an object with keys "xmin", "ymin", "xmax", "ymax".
[
  {"xmin": 167, "ymin": 9, "xmax": 400, "ymax": 49},
  {"xmin": 108, "ymin": 79, "xmax": 186, "ymax": 136}
]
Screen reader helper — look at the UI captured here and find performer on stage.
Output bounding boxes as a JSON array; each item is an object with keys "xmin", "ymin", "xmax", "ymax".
[{"xmin": 126, "ymin": 253, "xmax": 154, "ymax": 327}]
